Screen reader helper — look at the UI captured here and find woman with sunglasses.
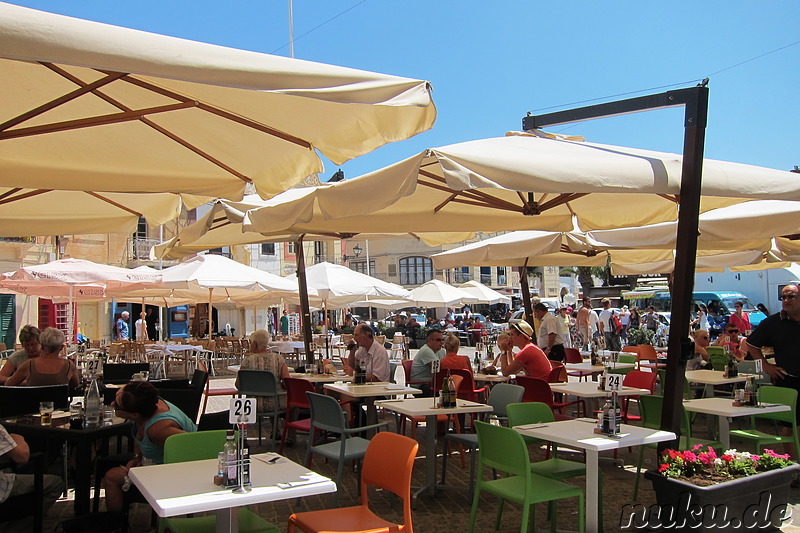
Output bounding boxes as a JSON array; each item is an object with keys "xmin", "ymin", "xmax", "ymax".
[{"xmin": 103, "ymin": 381, "xmax": 197, "ymax": 513}]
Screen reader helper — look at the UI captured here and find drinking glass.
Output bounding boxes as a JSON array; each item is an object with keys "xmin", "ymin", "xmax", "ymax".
[
  {"xmin": 103, "ymin": 407, "xmax": 115, "ymax": 425},
  {"xmin": 39, "ymin": 401, "xmax": 54, "ymax": 426}
]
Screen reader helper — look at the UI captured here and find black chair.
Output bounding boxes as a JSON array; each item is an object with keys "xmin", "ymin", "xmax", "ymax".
[
  {"xmin": 0, "ymin": 385, "xmax": 69, "ymax": 417},
  {"xmin": 149, "ymin": 378, "xmax": 191, "ymax": 390},
  {"xmin": 237, "ymin": 370, "xmax": 285, "ymax": 447},
  {"xmin": 102, "ymin": 363, "xmax": 150, "ymax": 385},
  {"xmin": 198, "ymin": 409, "xmax": 232, "ymax": 431},
  {"xmin": 157, "ymin": 388, "xmax": 203, "ymax": 423},
  {"xmin": 0, "ymin": 452, "xmax": 45, "ymax": 533}
]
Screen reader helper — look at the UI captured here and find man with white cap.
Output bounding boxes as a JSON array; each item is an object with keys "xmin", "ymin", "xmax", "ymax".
[
  {"xmin": 500, "ymin": 320, "xmax": 551, "ymax": 380},
  {"xmin": 619, "ymin": 305, "xmax": 630, "ymax": 343}
]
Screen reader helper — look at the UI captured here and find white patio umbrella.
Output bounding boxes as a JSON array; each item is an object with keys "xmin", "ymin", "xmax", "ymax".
[
  {"xmin": 109, "ymin": 254, "xmax": 313, "ymax": 338},
  {"xmin": 0, "ymin": 2, "xmax": 436, "ymax": 200},
  {"xmin": 0, "ymin": 258, "xmax": 162, "ymax": 340},
  {"xmin": 283, "ymin": 262, "xmax": 411, "ymax": 309},
  {"xmin": 457, "ymin": 280, "xmax": 512, "ymax": 305},
  {"xmin": 406, "ymin": 279, "xmax": 479, "ymax": 308}
]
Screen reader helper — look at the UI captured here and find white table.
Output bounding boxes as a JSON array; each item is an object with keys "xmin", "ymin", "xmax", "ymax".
[
  {"xmin": 566, "ymin": 362, "xmax": 636, "ymax": 373},
  {"xmin": 129, "ymin": 453, "xmax": 335, "ymax": 533},
  {"xmin": 549, "ymin": 381, "xmax": 652, "ymax": 414},
  {"xmin": 323, "ymin": 382, "xmax": 422, "ymax": 428},
  {"xmin": 515, "ymin": 418, "xmax": 676, "ymax": 531},
  {"xmin": 684, "ymin": 370, "xmax": 755, "ymax": 397},
  {"xmin": 683, "ymin": 397, "xmax": 790, "ymax": 448},
  {"xmin": 147, "ymin": 344, "xmax": 201, "ymax": 378},
  {"xmin": 377, "ymin": 397, "xmax": 492, "ymax": 499},
  {"xmin": 289, "ymin": 372, "xmax": 353, "ymax": 384},
  {"xmin": 473, "ymin": 372, "xmax": 512, "ymax": 384},
  {"xmin": 268, "ymin": 341, "xmax": 305, "ymax": 354}
]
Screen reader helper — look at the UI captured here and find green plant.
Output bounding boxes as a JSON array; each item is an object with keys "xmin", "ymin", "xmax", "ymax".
[
  {"xmin": 659, "ymin": 446, "xmax": 793, "ymax": 486},
  {"xmin": 383, "ymin": 327, "xmax": 399, "ymax": 339},
  {"xmin": 626, "ymin": 326, "xmax": 655, "ymax": 346},
  {"xmin": 340, "ymin": 326, "xmax": 355, "ymax": 335}
]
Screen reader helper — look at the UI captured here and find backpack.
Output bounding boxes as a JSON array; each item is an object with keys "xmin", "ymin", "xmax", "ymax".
[
  {"xmin": 609, "ymin": 313, "xmax": 623, "ymax": 335},
  {"xmin": 645, "ymin": 313, "xmax": 658, "ymax": 330}
]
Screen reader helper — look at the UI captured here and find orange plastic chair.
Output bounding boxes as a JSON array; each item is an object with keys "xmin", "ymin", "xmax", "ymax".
[
  {"xmin": 287, "ymin": 432, "xmax": 419, "ymax": 533},
  {"xmin": 636, "ymin": 344, "xmax": 664, "ymax": 370}
]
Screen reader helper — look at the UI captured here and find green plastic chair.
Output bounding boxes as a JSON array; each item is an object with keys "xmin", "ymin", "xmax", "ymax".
[
  {"xmin": 441, "ymin": 383, "xmax": 525, "ymax": 495},
  {"xmin": 160, "ymin": 430, "xmax": 279, "ymax": 533},
  {"xmin": 468, "ymin": 421, "xmax": 584, "ymax": 533},
  {"xmin": 706, "ymin": 346, "xmax": 727, "ymax": 371},
  {"xmin": 729, "ymin": 385, "xmax": 800, "ymax": 456},
  {"xmin": 506, "ymin": 402, "xmax": 586, "ymax": 479},
  {"xmin": 305, "ymin": 392, "xmax": 388, "ymax": 506},
  {"xmin": 607, "ymin": 354, "xmax": 637, "ymax": 375},
  {"xmin": 632, "ymin": 395, "xmax": 722, "ymax": 500}
]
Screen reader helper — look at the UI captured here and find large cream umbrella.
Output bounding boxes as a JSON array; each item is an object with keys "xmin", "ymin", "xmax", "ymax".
[
  {"xmin": 242, "ymin": 132, "xmax": 800, "ymax": 236},
  {"xmin": 0, "ymin": 2, "xmax": 436, "ymax": 200},
  {"xmin": 151, "ymin": 192, "xmax": 474, "ymax": 260},
  {"xmin": 0, "ymin": 188, "xmax": 206, "ymax": 237},
  {"xmin": 406, "ymin": 279, "xmax": 478, "ymax": 308}
]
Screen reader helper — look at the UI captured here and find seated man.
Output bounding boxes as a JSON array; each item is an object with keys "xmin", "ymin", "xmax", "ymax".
[
  {"xmin": 0, "ymin": 424, "xmax": 64, "ymax": 529},
  {"xmin": 344, "ymin": 324, "xmax": 390, "ymax": 382},
  {"xmin": 410, "ymin": 330, "xmax": 446, "ymax": 395}
]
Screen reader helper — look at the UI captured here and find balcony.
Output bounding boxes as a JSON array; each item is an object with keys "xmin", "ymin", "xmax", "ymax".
[{"xmin": 127, "ymin": 238, "xmax": 179, "ymax": 267}]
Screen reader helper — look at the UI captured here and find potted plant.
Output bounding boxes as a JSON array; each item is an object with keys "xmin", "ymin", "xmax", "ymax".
[
  {"xmin": 641, "ymin": 446, "xmax": 797, "ymax": 531},
  {"xmin": 626, "ymin": 326, "xmax": 655, "ymax": 347}
]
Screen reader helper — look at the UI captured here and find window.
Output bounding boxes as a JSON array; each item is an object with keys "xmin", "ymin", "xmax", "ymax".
[
  {"xmin": 135, "ymin": 217, "xmax": 147, "ymax": 240},
  {"xmin": 208, "ymin": 247, "xmax": 231, "ymax": 258},
  {"xmin": 351, "ymin": 260, "xmax": 375, "ymax": 276},
  {"xmin": 480, "ymin": 266, "xmax": 491, "ymax": 285},
  {"xmin": 497, "ymin": 266, "xmax": 506, "ymax": 285},
  {"xmin": 399, "ymin": 257, "xmax": 433, "ymax": 285},
  {"xmin": 453, "ymin": 267, "xmax": 470, "ymax": 284},
  {"xmin": 387, "ymin": 264, "xmax": 397, "ymax": 277},
  {"xmin": 287, "ymin": 242, "xmax": 296, "ymax": 255},
  {"xmin": 260, "ymin": 243, "xmax": 275, "ymax": 255}
]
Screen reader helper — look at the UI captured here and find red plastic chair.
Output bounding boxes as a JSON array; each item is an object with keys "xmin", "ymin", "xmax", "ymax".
[
  {"xmin": 401, "ymin": 359, "xmax": 429, "ymax": 388},
  {"xmin": 288, "ymin": 432, "xmax": 418, "ymax": 533},
  {"xmin": 564, "ymin": 347, "xmax": 593, "ymax": 382},
  {"xmin": 279, "ymin": 377, "xmax": 315, "ymax": 453},
  {"xmin": 547, "ymin": 362, "xmax": 568, "ymax": 383},
  {"xmin": 448, "ymin": 368, "xmax": 487, "ymax": 402},
  {"xmin": 620, "ymin": 370, "xmax": 658, "ymax": 422},
  {"xmin": 515, "ymin": 376, "xmax": 577, "ymax": 420}
]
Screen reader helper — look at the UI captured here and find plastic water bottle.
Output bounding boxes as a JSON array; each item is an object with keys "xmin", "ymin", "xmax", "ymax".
[{"xmin": 85, "ymin": 375, "xmax": 101, "ymax": 426}]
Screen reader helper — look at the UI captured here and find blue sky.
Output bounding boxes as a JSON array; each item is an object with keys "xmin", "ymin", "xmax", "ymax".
[{"xmin": 10, "ymin": 1, "xmax": 799, "ymax": 181}]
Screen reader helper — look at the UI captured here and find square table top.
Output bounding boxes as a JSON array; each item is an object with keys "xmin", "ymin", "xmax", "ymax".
[
  {"xmin": 289, "ymin": 372, "xmax": 353, "ymax": 383},
  {"xmin": 683, "ymin": 397, "xmax": 790, "ymax": 417},
  {"xmin": 684, "ymin": 369, "xmax": 756, "ymax": 385},
  {"xmin": 473, "ymin": 372, "xmax": 512, "ymax": 383},
  {"xmin": 566, "ymin": 362, "xmax": 636, "ymax": 372},
  {"xmin": 549, "ymin": 381, "xmax": 652, "ymax": 398},
  {"xmin": 376, "ymin": 397, "xmax": 493, "ymax": 417},
  {"xmin": 323, "ymin": 382, "xmax": 422, "ymax": 398},
  {"xmin": 129, "ymin": 453, "xmax": 335, "ymax": 518},
  {"xmin": 514, "ymin": 418, "xmax": 676, "ymax": 452}
]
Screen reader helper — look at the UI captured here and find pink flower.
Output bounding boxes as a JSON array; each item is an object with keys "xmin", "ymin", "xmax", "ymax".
[
  {"xmin": 659, "ymin": 463, "xmax": 669, "ymax": 472},
  {"xmin": 683, "ymin": 451, "xmax": 698, "ymax": 462}
]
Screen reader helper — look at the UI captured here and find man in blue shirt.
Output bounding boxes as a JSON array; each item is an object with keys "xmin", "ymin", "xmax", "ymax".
[
  {"xmin": 410, "ymin": 330, "xmax": 446, "ymax": 396},
  {"xmin": 115, "ymin": 311, "xmax": 130, "ymax": 340}
]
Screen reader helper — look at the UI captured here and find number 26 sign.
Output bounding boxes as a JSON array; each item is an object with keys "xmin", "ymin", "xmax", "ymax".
[{"xmin": 229, "ymin": 397, "xmax": 257, "ymax": 424}]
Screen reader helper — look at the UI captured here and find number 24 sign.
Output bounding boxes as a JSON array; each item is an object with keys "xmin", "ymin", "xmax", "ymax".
[
  {"xmin": 229, "ymin": 397, "xmax": 257, "ymax": 424},
  {"xmin": 604, "ymin": 373, "xmax": 622, "ymax": 392}
]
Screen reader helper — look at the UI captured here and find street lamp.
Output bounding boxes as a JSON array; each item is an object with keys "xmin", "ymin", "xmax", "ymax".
[{"xmin": 343, "ymin": 244, "xmax": 362, "ymax": 263}]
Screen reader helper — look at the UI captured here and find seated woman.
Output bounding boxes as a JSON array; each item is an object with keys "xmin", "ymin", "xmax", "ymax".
[
  {"xmin": 687, "ymin": 329, "xmax": 711, "ymax": 370},
  {"xmin": 237, "ymin": 329, "xmax": 290, "ymax": 412},
  {"xmin": 500, "ymin": 321, "xmax": 551, "ymax": 380},
  {"xmin": 440, "ymin": 334, "xmax": 471, "ymax": 372},
  {"xmin": 0, "ymin": 325, "xmax": 42, "ymax": 384},
  {"xmin": 489, "ymin": 332, "xmax": 515, "ymax": 373},
  {"xmin": 104, "ymin": 381, "xmax": 197, "ymax": 512},
  {"xmin": 5, "ymin": 327, "xmax": 79, "ymax": 388}
]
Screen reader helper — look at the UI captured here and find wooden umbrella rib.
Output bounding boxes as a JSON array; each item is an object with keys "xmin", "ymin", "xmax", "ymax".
[
  {"xmin": 0, "ymin": 102, "xmax": 197, "ymax": 140},
  {"xmin": 116, "ymin": 75, "xmax": 312, "ymax": 149},
  {"xmin": 45, "ymin": 66, "xmax": 252, "ymax": 183},
  {"xmin": 0, "ymin": 188, "xmax": 23, "ymax": 202},
  {"xmin": 0, "ymin": 66, "xmax": 127, "ymax": 132},
  {"xmin": 538, "ymin": 193, "xmax": 588, "ymax": 212},
  {"xmin": 0, "ymin": 189, "xmax": 50, "ymax": 206},
  {"xmin": 140, "ymin": 117, "xmax": 250, "ymax": 182},
  {"xmin": 85, "ymin": 192, "xmax": 143, "ymax": 216},
  {"xmin": 418, "ymin": 175, "xmax": 522, "ymax": 212}
]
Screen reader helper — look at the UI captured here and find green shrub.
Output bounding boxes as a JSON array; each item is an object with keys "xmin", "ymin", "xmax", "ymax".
[{"xmin": 627, "ymin": 326, "xmax": 655, "ymax": 346}]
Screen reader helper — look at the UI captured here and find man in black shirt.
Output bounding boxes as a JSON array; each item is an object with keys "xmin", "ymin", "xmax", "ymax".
[{"xmin": 746, "ymin": 283, "xmax": 800, "ymax": 457}]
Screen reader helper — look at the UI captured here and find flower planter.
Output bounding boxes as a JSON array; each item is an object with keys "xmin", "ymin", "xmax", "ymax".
[{"xmin": 642, "ymin": 465, "xmax": 798, "ymax": 532}]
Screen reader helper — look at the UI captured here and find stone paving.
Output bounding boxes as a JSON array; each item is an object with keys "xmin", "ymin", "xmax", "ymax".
[{"xmin": 37, "ymin": 347, "xmax": 800, "ymax": 532}]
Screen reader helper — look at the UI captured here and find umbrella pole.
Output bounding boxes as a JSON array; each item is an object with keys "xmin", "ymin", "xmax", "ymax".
[
  {"xmin": 518, "ymin": 262, "xmax": 534, "ymax": 329},
  {"xmin": 208, "ymin": 288, "xmax": 214, "ymax": 339},
  {"xmin": 295, "ymin": 237, "xmax": 315, "ymax": 366},
  {"xmin": 68, "ymin": 284, "xmax": 74, "ymax": 345}
]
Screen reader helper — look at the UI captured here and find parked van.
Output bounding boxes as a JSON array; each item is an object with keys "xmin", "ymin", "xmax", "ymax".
[{"xmin": 648, "ymin": 291, "xmax": 765, "ymax": 336}]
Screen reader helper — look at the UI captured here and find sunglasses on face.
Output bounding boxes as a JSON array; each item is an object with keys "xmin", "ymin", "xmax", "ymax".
[
  {"xmin": 726, "ymin": 329, "xmax": 739, "ymax": 334},
  {"xmin": 781, "ymin": 294, "xmax": 798, "ymax": 300}
]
